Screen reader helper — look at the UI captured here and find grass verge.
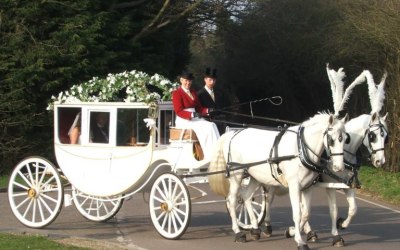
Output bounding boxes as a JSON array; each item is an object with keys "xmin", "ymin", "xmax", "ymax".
[
  {"xmin": 0, "ymin": 175, "xmax": 8, "ymax": 190},
  {"xmin": 358, "ymin": 165, "xmax": 400, "ymax": 206},
  {"xmin": 0, "ymin": 233, "xmax": 89, "ymax": 250}
]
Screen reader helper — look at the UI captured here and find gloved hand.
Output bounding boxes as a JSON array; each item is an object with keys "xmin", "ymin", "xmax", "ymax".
[{"xmin": 192, "ymin": 112, "xmax": 201, "ymax": 118}]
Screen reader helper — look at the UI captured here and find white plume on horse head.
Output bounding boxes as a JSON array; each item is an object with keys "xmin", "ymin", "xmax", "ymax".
[
  {"xmin": 326, "ymin": 64, "xmax": 366, "ymax": 115},
  {"xmin": 326, "ymin": 64, "xmax": 345, "ymax": 115},
  {"xmin": 364, "ymin": 70, "xmax": 387, "ymax": 114}
]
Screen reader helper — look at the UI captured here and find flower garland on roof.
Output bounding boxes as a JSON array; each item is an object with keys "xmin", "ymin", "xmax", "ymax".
[{"xmin": 47, "ymin": 70, "xmax": 179, "ymax": 110}]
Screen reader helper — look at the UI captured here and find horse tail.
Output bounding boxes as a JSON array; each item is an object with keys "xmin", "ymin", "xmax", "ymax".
[{"xmin": 208, "ymin": 133, "xmax": 231, "ymax": 197}]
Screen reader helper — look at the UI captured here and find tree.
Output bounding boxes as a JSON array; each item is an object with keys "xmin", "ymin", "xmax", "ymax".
[{"xmin": 0, "ymin": 0, "xmax": 198, "ymax": 172}]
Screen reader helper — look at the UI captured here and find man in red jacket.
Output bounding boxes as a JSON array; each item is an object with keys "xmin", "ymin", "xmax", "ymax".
[{"xmin": 172, "ymin": 70, "xmax": 220, "ymax": 160}]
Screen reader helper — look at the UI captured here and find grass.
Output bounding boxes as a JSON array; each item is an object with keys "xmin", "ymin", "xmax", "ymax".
[
  {"xmin": 0, "ymin": 175, "xmax": 8, "ymax": 189},
  {"xmin": 358, "ymin": 165, "xmax": 400, "ymax": 206},
  {"xmin": 0, "ymin": 233, "xmax": 89, "ymax": 250}
]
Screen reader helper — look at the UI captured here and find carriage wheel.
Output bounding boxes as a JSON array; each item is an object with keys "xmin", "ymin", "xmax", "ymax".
[
  {"xmin": 149, "ymin": 173, "xmax": 191, "ymax": 239},
  {"xmin": 72, "ymin": 187, "xmax": 124, "ymax": 222},
  {"xmin": 230, "ymin": 184, "xmax": 266, "ymax": 230},
  {"xmin": 8, "ymin": 156, "xmax": 64, "ymax": 228}
]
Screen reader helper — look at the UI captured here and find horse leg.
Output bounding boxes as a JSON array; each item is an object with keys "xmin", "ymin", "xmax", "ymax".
[
  {"xmin": 241, "ymin": 178, "xmax": 262, "ymax": 240},
  {"xmin": 326, "ymin": 188, "xmax": 345, "ymax": 247},
  {"xmin": 288, "ymin": 183, "xmax": 309, "ymax": 249},
  {"xmin": 300, "ymin": 188, "xmax": 318, "ymax": 242},
  {"xmin": 261, "ymin": 186, "xmax": 275, "ymax": 237},
  {"xmin": 226, "ymin": 173, "xmax": 246, "ymax": 242},
  {"xmin": 337, "ymin": 188, "xmax": 357, "ymax": 230}
]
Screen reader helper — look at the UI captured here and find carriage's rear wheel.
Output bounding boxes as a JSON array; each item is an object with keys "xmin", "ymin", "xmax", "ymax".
[
  {"xmin": 71, "ymin": 187, "xmax": 124, "ymax": 222},
  {"xmin": 229, "ymin": 182, "xmax": 266, "ymax": 230},
  {"xmin": 8, "ymin": 156, "xmax": 64, "ymax": 228},
  {"xmin": 149, "ymin": 173, "xmax": 191, "ymax": 239}
]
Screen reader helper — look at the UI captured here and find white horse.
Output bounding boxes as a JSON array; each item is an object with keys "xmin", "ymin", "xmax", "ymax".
[
  {"xmin": 208, "ymin": 113, "xmax": 347, "ymax": 250},
  {"xmin": 280, "ymin": 112, "xmax": 389, "ymax": 246},
  {"xmin": 269, "ymin": 69, "xmax": 389, "ymax": 246}
]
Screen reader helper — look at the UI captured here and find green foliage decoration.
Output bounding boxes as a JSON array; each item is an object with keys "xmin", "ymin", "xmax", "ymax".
[{"xmin": 47, "ymin": 70, "xmax": 179, "ymax": 110}]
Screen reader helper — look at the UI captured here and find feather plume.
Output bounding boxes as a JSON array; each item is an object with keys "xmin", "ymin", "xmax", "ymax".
[
  {"xmin": 371, "ymin": 71, "xmax": 387, "ymax": 114},
  {"xmin": 364, "ymin": 70, "xmax": 377, "ymax": 110},
  {"xmin": 337, "ymin": 71, "xmax": 366, "ymax": 112},
  {"xmin": 326, "ymin": 64, "xmax": 346, "ymax": 114}
]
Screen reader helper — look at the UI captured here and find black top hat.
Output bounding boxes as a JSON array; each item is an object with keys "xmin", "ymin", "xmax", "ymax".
[
  {"xmin": 179, "ymin": 70, "xmax": 194, "ymax": 80},
  {"xmin": 204, "ymin": 67, "xmax": 217, "ymax": 78}
]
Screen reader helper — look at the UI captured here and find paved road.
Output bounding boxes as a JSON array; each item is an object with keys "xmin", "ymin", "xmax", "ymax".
[{"xmin": 1, "ymin": 184, "xmax": 400, "ymax": 250}]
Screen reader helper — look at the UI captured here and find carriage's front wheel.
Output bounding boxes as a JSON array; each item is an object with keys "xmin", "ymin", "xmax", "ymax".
[
  {"xmin": 8, "ymin": 156, "xmax": 64, "ymax": 228},
  {"xmin": 149, "ymin": 173, "xmax": 191, "ymax": 239},
  {"xmin": 72, "ymin": 187, "xmax": 124, "ymax": 222}
]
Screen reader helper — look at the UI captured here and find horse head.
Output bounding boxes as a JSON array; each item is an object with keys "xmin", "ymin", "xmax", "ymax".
[
  {"xmin": 363, "ymin": 112, "xmax": 388, "ymax": 167},
  {"xmin": 302, "ymin": 113, "xmax": 346, "ymax": 173},
  {"xmin": 323, "ymin": 114, "xmax": 347, "ymax": 172}
]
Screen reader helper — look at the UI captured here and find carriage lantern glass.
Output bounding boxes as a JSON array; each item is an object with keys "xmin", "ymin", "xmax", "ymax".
[{"xmin": 148, "ymin": 103, "xmax": 159, "ymax": 119}]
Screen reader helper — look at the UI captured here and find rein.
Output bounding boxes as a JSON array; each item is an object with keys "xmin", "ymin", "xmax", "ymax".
[{"xmin": 214, "ymin": 111, "xmax": 299, "ymax": 125}]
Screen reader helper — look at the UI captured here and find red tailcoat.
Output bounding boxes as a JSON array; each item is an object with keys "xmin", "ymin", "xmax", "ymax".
[{"xmin": 172, "ymin": 87, "xmax": 208, "ymax": 120}]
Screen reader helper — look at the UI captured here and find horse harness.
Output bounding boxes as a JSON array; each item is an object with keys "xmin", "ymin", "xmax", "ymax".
[
  {"xmin": 363, "ymin": 121, "xmax": 388, "ymax": 154},
  {"xmin": 225, "ymin": 125, "xmax": 341, "ymax": 189}
]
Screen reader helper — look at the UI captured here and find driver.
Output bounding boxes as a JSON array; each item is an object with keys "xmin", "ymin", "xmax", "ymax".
[{"xmin": 172, "ymin": 70, "xmax": 220, "ymax": 160}]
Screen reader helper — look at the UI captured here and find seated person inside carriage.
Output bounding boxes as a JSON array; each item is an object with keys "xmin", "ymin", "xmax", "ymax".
[
  {"xmin": 90, "ymin": 112, "xmax": 110, "ymax": 143},
  {"xmin": 172, "ymin": 70, "xmax": 220, "ymax": 160},
  {"xmin": 68, "ymin": 112, "xmax": 81, "ymax": 144}
]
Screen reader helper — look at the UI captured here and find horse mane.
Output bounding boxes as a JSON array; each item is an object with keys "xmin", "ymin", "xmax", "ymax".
[
  {"xmin": 364, "ymin": 70, "xmax": 387, "ymax": 114},
  {"xmin": 302, "ymin": 112, "xmax": 332, "ymax": 127}
]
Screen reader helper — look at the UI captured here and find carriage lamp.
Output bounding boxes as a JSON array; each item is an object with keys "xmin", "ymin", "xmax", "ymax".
[{"xmin": 148, "ymin": 102, "xmax": 159, "ymax": 119}]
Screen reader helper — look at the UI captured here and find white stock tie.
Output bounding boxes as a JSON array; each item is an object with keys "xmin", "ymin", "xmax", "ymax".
[{"xmin": 210, "ymin": 89, "xmax": 215, "ymax": 101}]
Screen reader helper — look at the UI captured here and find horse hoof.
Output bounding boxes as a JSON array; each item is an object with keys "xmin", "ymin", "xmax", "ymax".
[
  {"xmin": 284, "ymin": 229, "xmax": 291, "ymax": 238},
  {"xmin": 332, "ymin": 235, "xmax": 345, "ymax": 247},
  {"xmin": 250, "ymin": 228, "xmax": 261, "ymax": 241},
  {"xmin": 234, "ymin": 232, "xmax": 247, "ymax": 243},
  {"xmin": 261, "ymin": 225, "xmax": 273, "ymax": 237},
  {"xmin": 306, "ymin": 231, "xmax": 318, "ymax": 242},
  {"xmin": 298, "ymin": 244, "xmax": 311, "ymax": 250},
  {"xmin": 337, "ymin": 217, "xmax": 346, "ymax": 230}
]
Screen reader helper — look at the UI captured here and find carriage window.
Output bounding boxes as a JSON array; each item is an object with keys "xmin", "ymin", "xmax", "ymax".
[
  {"xmin": 57, "ymin": 107, "xmax": 81, "ymax": 144},
  {"xmin": 90, "ymin": 112, "xmax": 110, "ymax": 144},
  {"xmin": 157, "ymin": 110, "xmax": 175, "ymax": 145},
  {"xmin": 117, "ymin": 108, "xmax": 150, "ymax": 146}
]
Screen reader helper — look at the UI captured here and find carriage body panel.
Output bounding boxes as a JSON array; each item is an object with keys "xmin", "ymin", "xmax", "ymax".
[{"xmin": 53, "ymin": 101, "xmax": 209, "ymax": 197}]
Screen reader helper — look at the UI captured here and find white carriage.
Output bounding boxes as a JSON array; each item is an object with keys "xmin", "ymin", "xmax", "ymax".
[{"xmin": 8, "ymin": 101, "xmax": 266, "ymax": 239}]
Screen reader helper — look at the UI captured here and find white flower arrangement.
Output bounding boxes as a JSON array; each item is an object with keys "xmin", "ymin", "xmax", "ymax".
[{"xmin": 47, "ymin": 70, "xmax": 179, "ymax": 110}]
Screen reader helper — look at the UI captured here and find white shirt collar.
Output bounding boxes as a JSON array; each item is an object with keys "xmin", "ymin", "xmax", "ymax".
[{"xmin": 205, "ymin": 86, "xmax": 213, "ymax": 94}]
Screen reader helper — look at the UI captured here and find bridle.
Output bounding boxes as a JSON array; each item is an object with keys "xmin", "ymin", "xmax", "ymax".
[
  {"xmin": 363, "ymin": 121, "xmax": 388, "ymax": 155},
  {"xmin": 323, "ymin": 127, "xmax": 348, "ymax": 158}
]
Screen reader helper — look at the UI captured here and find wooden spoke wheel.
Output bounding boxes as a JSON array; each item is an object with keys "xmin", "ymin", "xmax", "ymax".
[
  {"xmin": 149, "ymin": 173, "xmax": 191, "ymax": 239},
  {"xmin": 72, "ymin": 187, "xmax": 124, "ymax": 222},
  {"xmin": 229, "ymin": 182, "xmax": 266, "ymax": 230},
  {"xmin": 8, "ymin": 157, "xmax": 64, "ymax": 228}
]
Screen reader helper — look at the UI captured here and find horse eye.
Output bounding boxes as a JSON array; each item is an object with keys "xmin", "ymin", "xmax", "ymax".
[
  {"xmin": 345, "ymin": 133, "xmax": 351, "ymax": 144},
  {"xmin": 338, "ymin": 135, "xmax": 343, "ymax": 142}
]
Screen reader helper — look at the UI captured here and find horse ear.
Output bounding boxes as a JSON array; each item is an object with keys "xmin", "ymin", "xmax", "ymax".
[
  {"xmin": 329, "ymin": 114, "xmax": 334, "ymax": 125},
  {"xmin": 371, "ymin": 112, "xmax": 378, "ymax": 122},
  {"xmin": 340, "ymin": 113, "xmax": 348, "ymax": 123},
  {"xmin": 382, "ymin": 112, "xmax": 388, "ymax": 121}
]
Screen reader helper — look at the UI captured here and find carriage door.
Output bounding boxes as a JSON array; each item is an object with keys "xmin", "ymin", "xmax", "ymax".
[{"xmin": 85, "ymin": 109, "xmax": 116, "ymax": 177}]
